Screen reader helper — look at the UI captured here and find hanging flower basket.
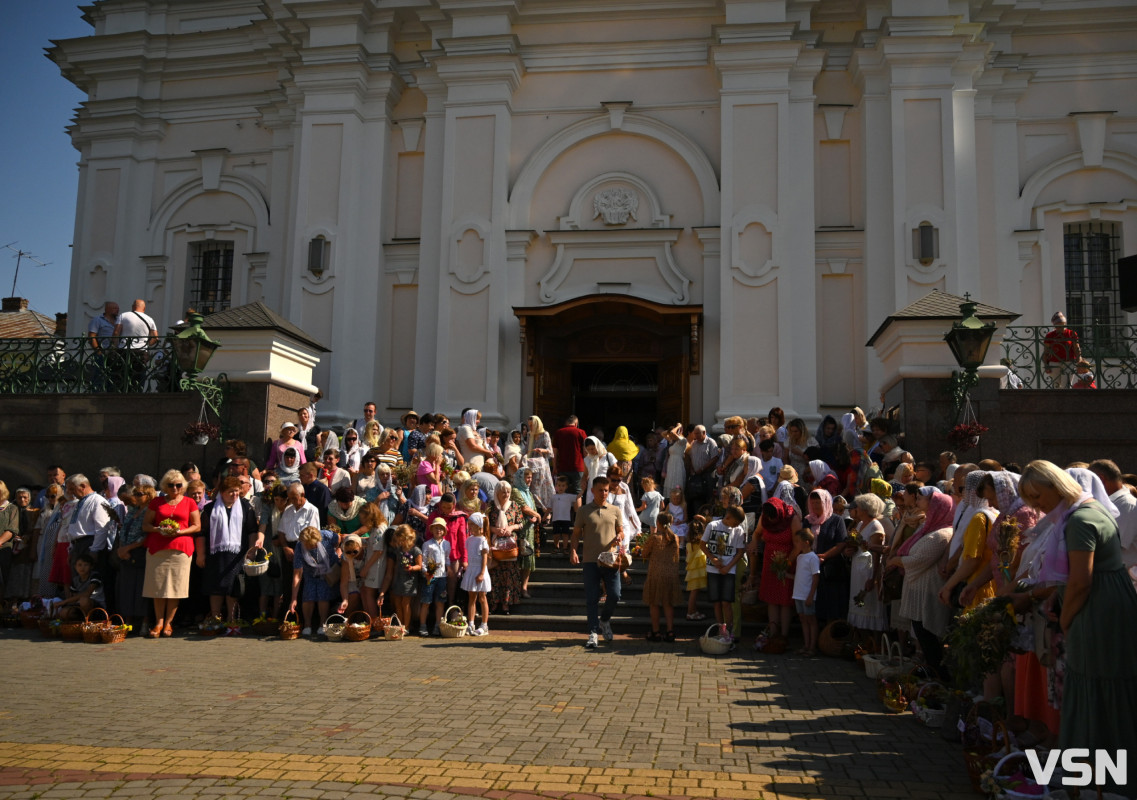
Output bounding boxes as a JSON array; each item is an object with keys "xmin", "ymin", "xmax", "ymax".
[
  {"xmin": 182, "ymin": 421, "xmax": 221, "ymax": 446},
  {"xmin": 947, "ymin": 421, "xmax": 988, "ymax": 452}
]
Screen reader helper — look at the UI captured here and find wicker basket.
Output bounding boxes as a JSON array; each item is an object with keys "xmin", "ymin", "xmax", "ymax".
[
  {"xmin": 82, "ymin": 608, "xmax": 111, "ymax": 643},
  {"xmin": 242, "ymin": 546, "xmax": 271, "ymax": 577},
  {"xmin": 384, "ymin": 613, "xmax": 406, "ymax": 641},
  {"xmin": 438, "ymin": 605, "xmax": 468, "ymax": 638},
  {"xmin": 251, "ymin": 618, "xmax": 279, "ymax": 636},
  {"xmin": 963, "ymin": 721, "xmax": 1013, "ymax": 792},
  {"xmin": 323, "ymin": 613, "xmax": 348, "ymax": 641},
  {"xmin": 818, "ymin": 620, "xmax": 853, "ymax": 658},
  {"xmin": 911, "ymin": 682, "xmax": 947, "ymax": 727},
  {"xmin": 60, "ymin": 620, "xmax": 86, "ymax": 641},
  {"xmin": 278, "ymin": 610, "xmax": 301, "ymax": 640},
  {"xmin": 38, "ymin": 617, "xmax": 56, "ymax": 638},
  {"xmin": 372, "ymin": 615, "xmax": 392, "ymax": 635},
  {"xmin": 699, "ymin": 623, "xmax": 731, "ymax": 655},
  {"xmin": 198, "ymin": 614, "xmax": 226, "ymax": 636},
  {"xmin": 491, "ymin": 545, "xmax": 519, "ymax": 561},
  {"xmin": 21, "ymin": 610, "xmax": 43, "ymax": 630},
  {"xmin": 343, "ymin": 611, "xmax": 372, "ymax": 642},
  {"xmin": 862, "ymin": 634, "xmax": 891, "ymax": 678},
  {"xmin": 740, "ymin": 588, "xmax": 760, "ymax": 606},
  {"xmin": 100, "ymin": 614, "xmax": 130, "ymax": 644}
]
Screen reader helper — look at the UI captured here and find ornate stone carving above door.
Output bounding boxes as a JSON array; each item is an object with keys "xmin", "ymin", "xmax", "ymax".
[{"xmin": 558, "ymin": 172, "xmax": 670, "ymax": 231}]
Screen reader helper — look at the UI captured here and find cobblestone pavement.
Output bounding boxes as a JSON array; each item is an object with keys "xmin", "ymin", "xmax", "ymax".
[{"xmin": 0, "ymin": 627, "xmax": 975, "ymax": 799}]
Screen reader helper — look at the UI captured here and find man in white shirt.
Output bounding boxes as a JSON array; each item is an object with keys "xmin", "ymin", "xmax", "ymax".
[
  {"xmin": 279, "ymin": 484, "xmax": 320, "ymax": 549},
  {"xmin": 64, "ymin": 473, "xmax": 114, "ymax": 581},
  {"xmin": 113, "ymin": 299, "xmax": 159, "ymax": 390},
  {"xmin": 1089, "ymin": 459, "xmax": 1137, "ymax": 584},
  {"xmin": 114, "ymin": 299, "xmax": 158, "ymax": 348}
]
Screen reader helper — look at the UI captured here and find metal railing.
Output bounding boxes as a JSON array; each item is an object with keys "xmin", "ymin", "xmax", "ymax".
[
  {"xmin": 0, "ymin": 336, "xmax": 181, "ymax": 395},
  {"xmin": 1001, "ymin": 324, "xmax": 1137, "ymax": 389}
]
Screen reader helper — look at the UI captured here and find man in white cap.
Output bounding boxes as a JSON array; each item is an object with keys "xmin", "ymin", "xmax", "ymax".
[{"xmin": 1042, "ymin": 311, "xmax": 1081, "ymax": 388}]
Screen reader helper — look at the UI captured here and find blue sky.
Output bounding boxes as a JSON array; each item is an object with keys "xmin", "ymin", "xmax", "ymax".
[{"xmin": 0, "ymin": 3, "xmax": 91, "ymax": 317}]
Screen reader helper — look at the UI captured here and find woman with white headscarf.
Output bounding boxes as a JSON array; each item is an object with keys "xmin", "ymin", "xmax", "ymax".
[
  {"xmin": 940, "ymin": 470, "xmax": 997, "ymax": 610},
  {"xmin": 488, "ymin": 481, "xmax": 523, "ymax": 615},
  {"xmin": 502, "ymin": 429, "xmax": 523, "ymax": 478},
  {"xmin": 959, "ymin": 471, "xmax": 1042, "ymax": 608},
  {"xmin": 340, "ymin": 427, "xmax": 363, "ymax": 473},
  {"xmin": 525, "ymin": 415, "xmax": 556, "ymax": 509},
  {"xmin": 457, "ymin": 409, "xmax": 494, "ymax": 470},
  {"xmin": 1006, "ymin": 461, "xmax": 1137, "ymax": 786},
  {"xmin": 583, "ymin": 436, "xmax": 617, "ymax": 486}
]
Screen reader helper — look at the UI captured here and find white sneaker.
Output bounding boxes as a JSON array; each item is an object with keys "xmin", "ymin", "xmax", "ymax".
[
  {"xmin": 585, "ymin": 632, "xmax": 598, "ymax": 649},
  {"xmin": 316, "ymin": 625, "xmax": 326, "ymax": 636},
  {"xmin": 466, "ymin": 623, "xmax": 476, "ymax": 635},
  {"xmin": 600, "ymin": 620, "xmax": 614, "ymax": 641},
  {"xmin": 476, "ymin": 624, "xmax": 489, "ymax": 636},
  {"xmin": 301, "ymin": 627, "xmax": 312, "ymax": 636}
]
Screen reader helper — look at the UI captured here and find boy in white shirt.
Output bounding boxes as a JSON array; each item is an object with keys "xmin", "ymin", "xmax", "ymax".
[
  {"xmin": 758, "ymin": 439, "xmax": 783, "ymax": 492},
  {"xmin": 550, "ymin": 475, "xmax": 581, "ymax": 556},
  {"xmin": 699, "ymin": 505, "xmax": 747, "ymax": 649},
  {"xmin": 419, "ymin": 519, "xmax": 451, "ymax": 636},
  {"xmin": 791, "ymin": 528, "xmax": 820, "ymax": 656}
]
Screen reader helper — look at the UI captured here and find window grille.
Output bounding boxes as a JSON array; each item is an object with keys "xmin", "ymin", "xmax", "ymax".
[
  {"xmin": 1063, "ymin": 221, "xmax": 1122, "ymax": 353},
  {"xmin": 189, "ymin": 241, "xmax": 234, "ymax": 316}
]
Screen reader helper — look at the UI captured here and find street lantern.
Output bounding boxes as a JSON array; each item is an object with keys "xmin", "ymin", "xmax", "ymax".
[
  {"xmin": 172, "ymin": 312, "xmax": 221, "ymax": 376},
  {"xmin": 944, "ymin": 295, "xmax": 996, "ymax": 418}
]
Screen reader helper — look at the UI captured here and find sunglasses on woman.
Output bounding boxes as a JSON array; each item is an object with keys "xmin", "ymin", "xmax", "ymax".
[
  {"xmin": 343, "ymin": 548, "xmax": 360, "ymax": 556},
  {"xmin": 170, "ymin": 483, "xmax": 184, "ymax": 489}
]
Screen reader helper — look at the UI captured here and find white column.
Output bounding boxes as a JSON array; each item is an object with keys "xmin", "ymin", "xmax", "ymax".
[
  {"xmin": 430, "ymin": 32, "xmax": 523, "ymax": 427},
  {"xmin": 712, "ymin": 24, "xmax": 823, "ymax": 424}
]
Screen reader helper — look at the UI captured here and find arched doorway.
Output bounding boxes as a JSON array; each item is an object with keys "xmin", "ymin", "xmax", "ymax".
[{"xmin": 514, "ymin": 296, "xmax": 702, "ymax": 437}]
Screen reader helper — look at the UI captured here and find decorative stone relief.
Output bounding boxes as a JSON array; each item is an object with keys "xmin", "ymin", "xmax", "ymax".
[
  {"xmin": 593, "ymin": 187, "xmax": 639, "ymax": 225},
  {"xmin": 560, "ymin": 172, "xmax": 669, "ymax": 231}
]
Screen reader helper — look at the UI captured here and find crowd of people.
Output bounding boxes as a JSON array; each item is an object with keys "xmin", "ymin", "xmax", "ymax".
[{"xmin": 3, "ymin": 398, "xmax": 1135, "ymax": 777}]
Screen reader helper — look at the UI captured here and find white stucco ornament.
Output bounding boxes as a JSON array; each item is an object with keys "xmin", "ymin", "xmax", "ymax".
[{"xmin": 593, "ymin": 187, "xmax": 639, "ymax": 225}]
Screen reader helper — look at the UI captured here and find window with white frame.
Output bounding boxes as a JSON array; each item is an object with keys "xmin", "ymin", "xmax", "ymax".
[
  {"xmin": 188, "ymin": 241, "xmax": 234, "ymax": 316},
  {"xmin": 1063, "ymin": 221, "xmax": 1123, "ymax": 353}
]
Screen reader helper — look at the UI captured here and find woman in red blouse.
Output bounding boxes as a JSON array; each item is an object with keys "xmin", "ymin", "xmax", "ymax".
[{"xmin": 142, "ymin": 470, "xmax": 201, "ymax": 638}]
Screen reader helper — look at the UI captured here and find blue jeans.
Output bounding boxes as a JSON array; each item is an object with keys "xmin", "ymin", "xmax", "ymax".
[{"xmin": 581, "ymin": 562, "xmax": 621, "ymax": 634}]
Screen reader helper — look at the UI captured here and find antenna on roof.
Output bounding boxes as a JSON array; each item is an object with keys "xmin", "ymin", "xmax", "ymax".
[{"xmin": 3, "ymin": 243, "xmax": 52, "ymax": 298}]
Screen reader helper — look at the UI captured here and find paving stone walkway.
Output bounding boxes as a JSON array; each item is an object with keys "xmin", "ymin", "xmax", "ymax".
[{"xmin": 0, "ymin": 628, "xmax": 975, "ymax": 799}]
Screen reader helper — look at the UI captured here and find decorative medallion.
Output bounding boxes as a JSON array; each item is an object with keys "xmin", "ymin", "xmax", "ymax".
[{"xmin": 593, "ymin": 187, "xmax": 639, "ymax": 226}]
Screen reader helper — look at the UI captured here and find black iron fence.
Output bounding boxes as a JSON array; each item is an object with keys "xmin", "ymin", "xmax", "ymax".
[
  {"xmin": 0, "ymin": 337, "xmax": 181, "ymax": 395},
  {"xmin": 1001, "ymin": 324, "xmax": 1137, "ymax": 389}
]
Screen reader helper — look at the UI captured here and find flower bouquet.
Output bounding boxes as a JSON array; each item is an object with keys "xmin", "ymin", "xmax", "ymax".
[
  {"xmin": 424, "ymin": 558, "xmax": 439, "ymax": 579},
  {"xmin": 770, "ymin": 549, "xmax": 791, "ymax": 582},
  {"xmin": 629, "ymin": 531, "xmax": 650, "ymax": 559},
  {"xmin": 158, "ymin": 518, "xmax": 181, "ymax": 536},
  {"xmin": 393, "ymin": 462, "xmax": 416, "ymax": 489},
  {"xmin": 945, "ymin": 598, "xmax": 1019, "ymax": 688},
  {"xmin": 994, "ymin": 517, "xmax": 1021, "ymax": 584}
]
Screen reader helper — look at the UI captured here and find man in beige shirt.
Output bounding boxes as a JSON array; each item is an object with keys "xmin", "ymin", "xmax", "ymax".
[{"xmin": 570, "ymin": 476, "xmax": 624, "ymax": 649}]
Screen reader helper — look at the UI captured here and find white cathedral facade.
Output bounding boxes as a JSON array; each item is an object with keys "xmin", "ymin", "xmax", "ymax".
[{"xmin": 52, "ymin": 0, "xmax": 1137, "ymax": 430}]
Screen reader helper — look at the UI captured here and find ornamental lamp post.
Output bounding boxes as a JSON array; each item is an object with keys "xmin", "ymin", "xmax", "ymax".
[
  {"xmin": 172, "ymin": 312, "xmax": 220, "ymax": 376},
  {"xmin": 172, "ymin": 312, "xmax": 226, "ymax": 418},
  {"xmin": 944, "ymin": 294, "xmax": 996, "ymax": 419}
]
